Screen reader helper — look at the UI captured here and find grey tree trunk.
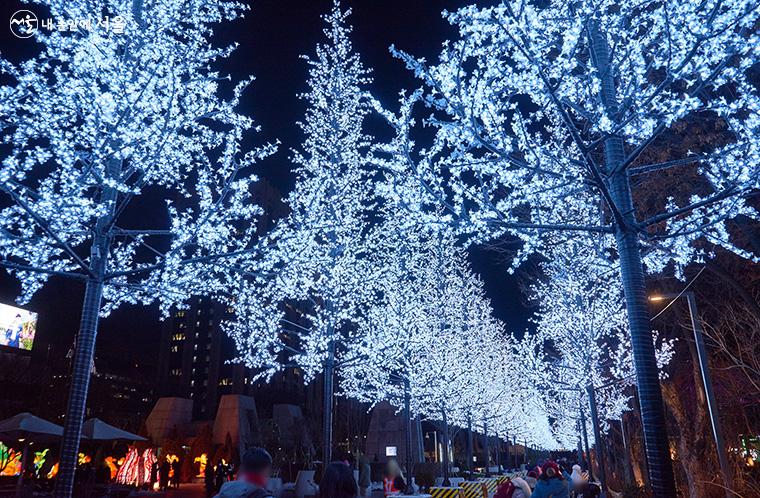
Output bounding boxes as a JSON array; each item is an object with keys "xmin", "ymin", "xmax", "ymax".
[
  {"xmin": 466, "ymin": 416, "xmax": 474, "ymax": 478},
  {"xmin": 620, "ymin": 417, "xmax": 634, "ymax": 486},
  {"xmin": 504, "ymin": 435, "xmax": 510, "ymax": 470},
  {"xmin": 403, "ymin": 379, "xmax": 413, "ymax": 476},
  {"xmin": 322, "ymin": 338, "xmax": 336, "ymax": 467},
  {"xmin": 587, "ymin": 20, "xmax": 677, "ymax": 496},
  {"xmin": 587, "ymin": 385, "xmax": 608, "ymax": 496},
  {"xmin": 482, "ymin": 422, "xmax": 490, "ymax": 476},
  {"xmin": 441, "ymin": 409, "xmax": 451, "ymax": 486},
  {"xmin": 415, "ymin": 415, "xmax": 424, "ymax": 464},
  {"xmin": 580, "ymin": 400, "xmax": 594, "ymax": 482},
  {"xmin": 54, "ymin": 156, "xmax": 117, "ymax": 498},
  {"xmin": 494, "ymin": 434, "xmax": 500, "ymax": 471}
]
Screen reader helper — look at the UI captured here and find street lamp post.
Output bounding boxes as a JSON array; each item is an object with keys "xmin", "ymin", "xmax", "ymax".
[{"xmin": 650, "ymin": 292, "xmax": 732, "ymax": 498}]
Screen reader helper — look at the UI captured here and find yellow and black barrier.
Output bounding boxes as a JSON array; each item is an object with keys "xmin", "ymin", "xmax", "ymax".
[
  {"xmin": 458, "ymin": 481, "xmax": 488, "ymax": 498},
  {"xmin": 479, "ymin": 477, "xmax": 499, "ymax": 494},
  {"xmin": 429, "ymin": 487, "xmax": 464, "ymax": 498}
]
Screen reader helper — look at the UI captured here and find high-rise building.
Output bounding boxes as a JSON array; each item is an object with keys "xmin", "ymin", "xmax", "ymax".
[
  {"xmin": 157, "ymin": 298, "xmax": 254, "ymax": 419},
  {"xmin": 157, "ymin": 178, "xmax": 290, "ymax": 420}
]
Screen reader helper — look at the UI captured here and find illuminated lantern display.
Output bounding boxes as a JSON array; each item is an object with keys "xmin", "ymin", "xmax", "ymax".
[
  {"xmin": 104, "ymin": 457, "xmax": 119, "ymax": 480},
  {"xmin": 116, "ymin": 447, "xmax": 140, "ymax": 485},
  {"xmin": 194, "ymin": 453, "xmax": 208, "ymax": 478},
  {"xmin": 142, "ymin": 449, "xmax": 157, "ymax": 486}
]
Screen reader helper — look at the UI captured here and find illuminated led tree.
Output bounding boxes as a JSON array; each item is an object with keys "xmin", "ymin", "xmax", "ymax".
[
  {"xmin": 340, "ymin": 224, "xmax": 535, "ymax": 478},
  {"xmin": 0, "ymin": 1, "xmax": 275, "ymax": 496},
  {"xmin": 374, "ymin": 1, "xmax": 759, "ymax": 492},
  {"xmin": 227, "ymin": 1, "xmax": 374, "ymax": 464},
  {"xmin": 521, "ymin": 240, "xmax": 675, "ymax": 472}
]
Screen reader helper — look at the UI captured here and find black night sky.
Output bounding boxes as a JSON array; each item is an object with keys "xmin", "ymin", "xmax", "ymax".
[{"xmin": 0, "ymin": 1, "xmax": 532, "ymax": 369}]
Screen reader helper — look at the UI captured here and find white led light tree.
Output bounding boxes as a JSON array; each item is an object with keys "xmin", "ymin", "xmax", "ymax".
[
  {"xmin": 0, "ymin": 1, "xmax": 275, "ymax": 496},
  {"xmin": 521, "ymin": 239, "xmax": 676, "ymax": 481},
  {"xmin": 340, "ymin": 223, "xmax": 538, "ymax": 480},
  {"xmin": 373, "ymin": 1, "xmax": 759, "ymax": 492},
  {"xmin": 227, "ymin": 1, "xmax": 376, "ymax": 465}
]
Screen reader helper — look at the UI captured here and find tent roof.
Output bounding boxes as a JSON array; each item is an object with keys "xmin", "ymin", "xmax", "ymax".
[
  {"xmin": 82, "ymin": 418, "xmax": 147, "ymax": 441},
  {"xmin": 0, "ymin": 412, "xmax": 63, "ymax": 442}
]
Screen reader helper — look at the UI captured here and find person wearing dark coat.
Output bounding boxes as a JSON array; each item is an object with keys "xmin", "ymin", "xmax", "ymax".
[
  {"xmin": 205, "ymin": 460, "xmax": 216, "ymax": 498},
  {"xmin": 215, "ymin": 462, "xmax": 228, "ymax": 492},
  {"xmin": 214, "ymin": 448, "xmax": 274, "ymax": 498},
  {"xmin": 172, "ymin": 458, "xmax": 181, "ymax": 488},
  {"xmin": 319, "ymin": 462, "xmax": 358, "ymax": 498},
  {"xmin": 358, "ymin": 454, "xmax": 371, "ymax": 498},
  {"xmin": 159, "ymin": 460, "xmax": 171, "ymax": 491}
]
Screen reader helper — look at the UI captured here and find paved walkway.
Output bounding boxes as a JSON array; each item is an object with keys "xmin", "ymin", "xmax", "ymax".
[{"xmin": 164, "ymin": 483, "xmax": 206, "ymax": 498}]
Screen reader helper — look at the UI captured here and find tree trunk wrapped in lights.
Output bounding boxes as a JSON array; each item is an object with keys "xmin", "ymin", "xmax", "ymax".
[
  {"xmin": 224, "ymin": 1, "xmax": 375, "ymax": 466},
  {"xmin": 371, "ymin": 1, "xmax": 758, "ymax": 494},
  {"xmin": 0, "ymin": 2, "xmax": 277, "ymax": 496}
]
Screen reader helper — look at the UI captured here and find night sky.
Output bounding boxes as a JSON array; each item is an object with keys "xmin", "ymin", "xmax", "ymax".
[{"xmin": 0, "ymin": 0, "xmax": 532, "ymax": 369}]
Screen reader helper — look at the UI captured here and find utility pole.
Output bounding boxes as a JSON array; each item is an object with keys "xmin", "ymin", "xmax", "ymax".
[{"xmin": 650, "ymin": 292, "xmax": 732, "ymax": 498}]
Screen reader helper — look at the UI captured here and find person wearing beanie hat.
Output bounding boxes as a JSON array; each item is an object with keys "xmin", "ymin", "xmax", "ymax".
[
  {"xmin": 529, "ymin": 460, "xmax": 569, "ymax": 498},
  {"xmin": 511, "ymin": 475, "xmax": 537, "ymax": 498},
  {"xmin": 570, "ymin": 464, "xmax": 585, "ymax": 488}
]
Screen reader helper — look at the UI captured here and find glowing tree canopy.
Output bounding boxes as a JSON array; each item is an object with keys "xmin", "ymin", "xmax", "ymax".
[
  {"xmin": 372, "ymin": 1, "xmax": 758, "ymax": 492},
  {"xmin": 519, "ymin": 240, "xmax": 675, "ymax": 450},
  {"xmin": 227, "ymin": 1, "xmax": 375, "ymax": 464},
  {"xmin": 0, "ymin": 1, "xmax": 274, "ymax": 496},
  {"xmin": 339, "ymin": 224, "xmax": 556, "ymax": 451}
]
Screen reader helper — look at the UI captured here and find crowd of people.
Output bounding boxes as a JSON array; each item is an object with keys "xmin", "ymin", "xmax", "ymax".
[
  {"xmin": 495, "ymin": 459, "xmax": 601, "ymax": 498},
  {"xmin": 199, "ymin": 445, "xmax": 600, "ymax": 498},
  {"xmin": 211, "ymin": 448, "xmax": 359, "ymax": 498}
]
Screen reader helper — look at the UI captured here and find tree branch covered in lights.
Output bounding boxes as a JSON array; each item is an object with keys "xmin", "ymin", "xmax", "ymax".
[
  {"xmin": 519, "ymin": 240, "xmax": 675, "ymax": 448},
  {"xmin": 0, "ymin": 2, "xmax": 275, "ymax": 496},
  {"xmin": 0, "ymin": 0, "xmax": 276, "ymax": 309},
  {"xmin": 373, "ymin": 1, "xmax": 758, "ymax": 492}
]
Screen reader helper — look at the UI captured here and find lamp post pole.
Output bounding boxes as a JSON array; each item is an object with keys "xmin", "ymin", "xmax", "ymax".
[{"xmin": 651, "ymin": 292, "xmax": 732, "ymax": 498}]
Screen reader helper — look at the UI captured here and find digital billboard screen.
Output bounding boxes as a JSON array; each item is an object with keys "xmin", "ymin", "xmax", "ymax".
[{"xmin": 0, "ymin": 303, "xmax": 37, "ymax": 351}]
